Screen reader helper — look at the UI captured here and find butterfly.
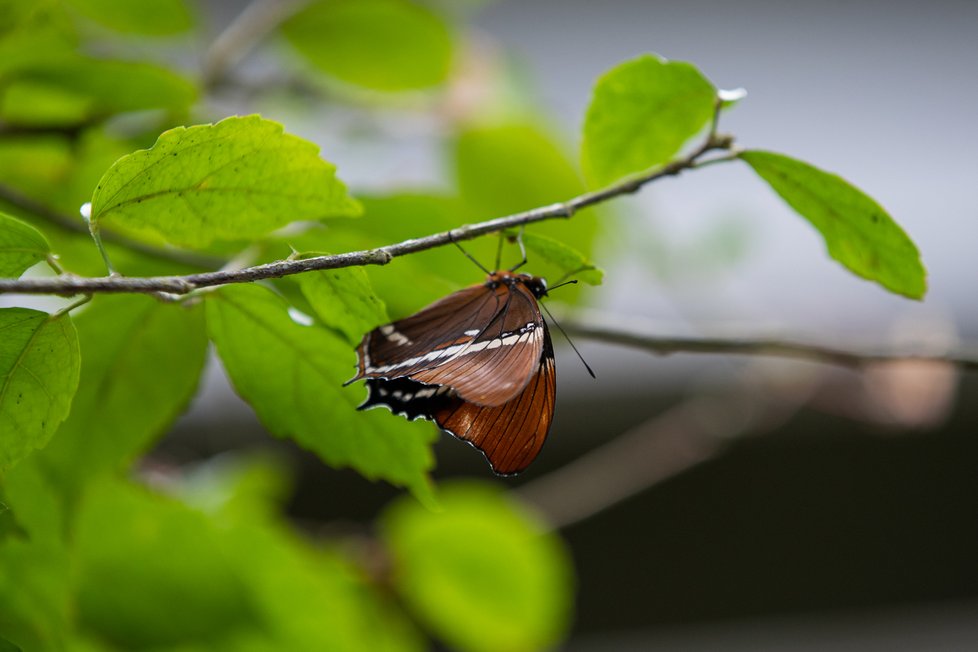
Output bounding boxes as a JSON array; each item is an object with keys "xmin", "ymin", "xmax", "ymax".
[{"xmin": 347, "ymin": 270, "xmax": 556, "ymax": 475}]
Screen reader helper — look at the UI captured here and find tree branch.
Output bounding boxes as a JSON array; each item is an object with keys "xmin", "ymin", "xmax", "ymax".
[
  {"xmin": 0, "ymin": 134, "xmax": 733, "ymax": 296},
  {"xmin": 564, "ymin": 319, "xmax": 978, "ymax": 372}
]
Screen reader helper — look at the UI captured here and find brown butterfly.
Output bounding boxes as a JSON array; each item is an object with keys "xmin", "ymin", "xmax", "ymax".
[{"xmin": 348, "ymin": 270, "xmax": 555, "ymax": 475}]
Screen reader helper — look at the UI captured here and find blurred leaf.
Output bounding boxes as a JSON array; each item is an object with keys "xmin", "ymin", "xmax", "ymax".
[
  {"xmin": 1, "ymin": 459, "xmax": 63, "ymax": 543},
  {"xmin": 453, "ymin": 122, "xmax": 600, "ymax": 300},
  {"xmin": 298, "ymin": 266, "xmax": 390, "ymax": 346},
  {"xmin": 0, "ymin": 635, "xmax": 21, "ymax": 651},
  {"xmin": 0, "ymin": 56, "xmax": 196, "ymax": 126},
  {"xmin": 740, "ymin": 150, "xmax": 927, "ymax": 299},
  {"xmin": 174, "ymin": 455, "xmax": 294, "ymax": 522},
  {"xmin": 0, "ymin": 308, "xmax": 80, "ymax": 470},
  {"xmin": 521, "ymin": 231, "xmax": 603, "ymax": 286},
  {"xmin": 205, "ymin": 284, "xmax": 435, "ymax": 501},
  {"xmin": 91, "ymin": 115, "xmax": 361, "ymax": 248},
  {"xmin": 282, "ymin": 0, "xmax": 453, "ymax": 91},
  {"xmin": 0, "ymin": 213, "xmax": 48, "ymax": 277},
  {"xmin": 38, "ymin": 296, "xmax": 207, "ymax": 490},
  {"xmin": 218, "ymin": 510, "xmax": 425, "ymax": 652},
  {"xmin": 73, "ymin": 478, "xmax": 254, "ymax": 649},
  {"xmin": 455, "ymin": 122, "xmax": 584, "ymax": 223},
  {"xmin": 581, "ymin": 54, "xmax": 716, "ymax": 186},
  {"xmin": 50, "ymin": 127, "xmax": 134, "ymax": 219},
  {"xmin": 383, "ymin": 482, "xmax": 573, "ymax": 652},
  {"xmin": 0, "ymin": 538, "xmax": 70, "ymax": 651},
  {"xmin": 0, "ymin": 136, "xmax": 72, "ymax": 198},
  {"xmin": 178, "ymin": 458, "xmax": 426, "ymax": 652},
  {"xmin": 64, "ymin": 0, "xmax": 193, "ymax": 35},
  {"xmin": 0, "ymin": 4, "xmax": 76, "ymax": 78},
  {"xmin": 0, "ymin": 458, "xmax": 69, "ymax": 649}
]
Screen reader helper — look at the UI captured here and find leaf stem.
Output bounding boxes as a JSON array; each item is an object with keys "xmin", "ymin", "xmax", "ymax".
[{"xmin": 88, "ymin": 221, "xmax": 117, "ymax": 276}]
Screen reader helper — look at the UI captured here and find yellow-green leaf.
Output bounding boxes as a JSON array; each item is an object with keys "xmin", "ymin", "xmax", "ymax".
[
  {"xmin": 383, "ymin": 482, "xmax": 573, "ymax": 652},
  {"xmin": 205, "ymin": 284, "xmax": 435, "ymax": 500},
  {"xmin": 64, "ymin": 0, "xmax": 193, "ymax": 35},
  {"xmin": 582, "ymin": 54, "xmax": 716, "ymax": 186},
  {"xmin": 91, "ymin": 115, "xmax": 361, "ymax": 248},
  {"xmin": 740, "ymin": 150, "xmax": 926, "ymax": 299},
  {"xmin": 0, "ymin": 309, "xmax": 80, "ymax": 469},
  {"xmin": 297, "ymin": 267, "xmax": 389, "ymax": 346},
  {"xmin": 282, "ymin": 0, "xmax": 453, "ymax": 91},
  {"xmin": 0, "ymin": 213, "xmax": 49, "ymax": 278}
]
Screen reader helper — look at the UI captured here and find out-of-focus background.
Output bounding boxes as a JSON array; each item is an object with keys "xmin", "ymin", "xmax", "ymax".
[{"xmin": 155, "ymin": 0, "xmax": 978, "ymax": 649}]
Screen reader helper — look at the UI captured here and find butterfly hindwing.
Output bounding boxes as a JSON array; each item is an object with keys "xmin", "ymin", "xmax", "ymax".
[{"xmin": 433, "ymin": 327, "xmax": 556, "ymax": 475}]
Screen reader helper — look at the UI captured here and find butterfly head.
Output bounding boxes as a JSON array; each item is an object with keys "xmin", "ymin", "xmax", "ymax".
[{"xmin": 486, "ymin": 270, "xmax": 548, "ymax": 299}]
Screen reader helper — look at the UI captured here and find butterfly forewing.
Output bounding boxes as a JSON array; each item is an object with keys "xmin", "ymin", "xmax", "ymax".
[
  {"xmin": 352, "ymin": 275, "xmax": 545, "ymax": 406},
  {"xmin": 351, "ymin": 270, "xmax": 557, "ymax": 475}
]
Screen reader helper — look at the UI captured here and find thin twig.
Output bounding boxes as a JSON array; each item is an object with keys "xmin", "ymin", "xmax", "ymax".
[
  {"xmin": 0, "ymin": 134, "xmax": 733, "ymax": 296},
  {"xmin": 564, "ymin": 320, "xmax": 978, "ymax": 372}
]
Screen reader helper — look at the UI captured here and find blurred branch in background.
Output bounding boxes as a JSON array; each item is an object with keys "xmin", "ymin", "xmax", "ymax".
[
  {"xmin": 518, "ymin": 359, "xmax": 963, "ymax": 530},
  {"xmin": 517, "ymin": 363, "xmax": 818, "ymax": 529},
  {"xmin": 564, "ymin": 317, "xmax": 978, "ymax": 373},
  {"xmin": 520, "ymin": 315, "xmax": 968, "ymax": 529},
  {"xmin": 202, "ymin": 0, "xmax": 313, "ymax": 87}
]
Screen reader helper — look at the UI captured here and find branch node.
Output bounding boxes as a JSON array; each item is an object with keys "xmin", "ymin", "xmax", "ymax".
[{"xmin": 711, "ymin": 132, "xmax": 736, "ymax": 150}]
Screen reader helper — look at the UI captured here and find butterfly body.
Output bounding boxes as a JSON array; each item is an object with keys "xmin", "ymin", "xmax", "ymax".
[{"xmin": 349, "ymin": 271, "xmax": 556, "ymax": 475}]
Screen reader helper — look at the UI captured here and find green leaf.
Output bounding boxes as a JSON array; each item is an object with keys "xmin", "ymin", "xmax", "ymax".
[
  {"xmin": 0, "ymin": 57, "xmax": 196, "ymax": 126},
  {"xmin": 382, "ymin": 482, "xmax": 573, "ymax": 652},
  {"xmin": 90, "ymin": 115, "xmax": 361, "ymax": 248},
  {"xmin": 317, "ymin": 194, "xmax": 469, "ymax": 315},
  {"xmin": 1, "ymin": 459, "xmax": 63, "ymax": 543},
  {"xmin": 0, "ymin": 634, "xmax": 22, "ymax": 651},
  {"xmin": 38, "ymin": 296, "xmax": 207, "ymax": 489},
  {"xmin": 206, "ymin": 284, "xmax": 435, "ymax": 500},
  {"xmin": 455, "ymin": 122, "xmax": 585, "ymax": 223},
  {"xmin": 0, "ymin": 213, "xmax": 48, "ymax": 278},
  {"xmin": 0, "ymin": 537, "xmax": 71, "ymax": 651},
  {"xmin": 522, "ymin": 232, "xmax": 603, "ymax": 286},
  {"xmin": 581, "ymin": 54, "xmax": 717, "ymax": 186},
  {"xmin": 453, "ymin": 122, "xmax": 600, "ymax": 301},
  {"xmin": 0, "ymin": 309, "xmax": 80, "ymax": 470},
  {"xmin": 740, "ymin": 150, "xmax": 927, "ymax": 299},
  {"xmin": 297, "ymin": 267, "xmax": 389, "ymax": 346},
  {"xmin": 0, "ymin": 136, "xmax": 72, "ymax": 199},
  {"xmin": 73, "ymin": 479, "xmax": 255, "ymax": 649},
  {"xmin": 282, "ymin": 0, "xmax": 453, "ymax": 91},
  {"xmin": 180, "ymin": 459, "xmax": 426, "ymax": 651},
  {"xmin": 64, "ymin": 0, "xmax": 193, "ymax": 35}
]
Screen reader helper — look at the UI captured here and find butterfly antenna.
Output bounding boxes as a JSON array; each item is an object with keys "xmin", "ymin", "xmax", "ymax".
[
  {"xmin": 509, "ymin": 226, "xmax": 528, "ymax": 272},
  {"xmin": 540, "ymin": 300, "xmax": 596, "ymax": 379},
  {"xmin": 449, "ymin": 232, "xmax": 490, "ymax": 275},
  {"xmin": 547, "ymin": 278, "xmax": 578, "ymax": 293}
]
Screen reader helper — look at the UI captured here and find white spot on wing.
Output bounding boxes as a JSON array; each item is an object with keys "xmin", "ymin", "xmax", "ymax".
[
  {"xmin": 380, "ymin": 324, "xmax": 412, "ymax": 346},
  {"xmin": 363, "ymin": 321, "xmax": 540, "ymax": 374}
]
